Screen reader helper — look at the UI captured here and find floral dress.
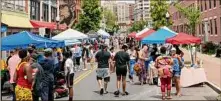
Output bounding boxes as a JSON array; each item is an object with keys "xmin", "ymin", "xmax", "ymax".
[
  {"xmin": 15, "ymin": 62, "xmax": 32, "ymax": 101},
  {"xmin": 137, "ymin": 50, "xmax": 148, "ymax": 83}
]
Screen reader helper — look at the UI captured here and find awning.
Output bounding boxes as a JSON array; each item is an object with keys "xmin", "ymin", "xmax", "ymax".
[
  {"xmin": 135, "ymin": 29, "xmax": 155, "ymax": 41},
  {"xmin": 30, "ymin": 20, "xmax": 67, "ymax": 30},
  {"xmin": 2, "ymin": 12, "xmax": 33, "ymax": 28}
]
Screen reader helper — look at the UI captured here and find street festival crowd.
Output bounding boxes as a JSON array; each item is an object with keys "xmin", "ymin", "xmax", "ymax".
[{"xmin": 1, "ymin": 36, "xmax": 191, "ymax": 101}]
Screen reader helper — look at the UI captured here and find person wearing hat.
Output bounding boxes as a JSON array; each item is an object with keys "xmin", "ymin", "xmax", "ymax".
[
  {"xmin": 35, "ymin": 48, "xmax": 55, "ymax": 101},
  {"xmin": 114, "ymin": 44, "xmax": 130, "ymax": 96},
  {"xmin": 95, "ymin": 44, "xmax": 111, "ymax": 95},
  {"xmin": 170, "ymin": 47, "xmax": 183, "ymax": 97}
]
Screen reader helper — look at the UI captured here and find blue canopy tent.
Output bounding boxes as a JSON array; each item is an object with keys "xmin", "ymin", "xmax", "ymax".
[
  {"xmin": 1, "ymin": 31, "xmax": 65, "ymax": 51},
  {"xmin": 64, "ymin": 39, "xmax": 81, "ymax": 46},
  {"xmin": 141, "ymin": 27, "xmax": 177, "ymax": 44}
]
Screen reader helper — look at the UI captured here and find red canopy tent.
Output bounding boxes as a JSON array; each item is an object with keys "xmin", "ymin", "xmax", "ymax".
[
  {"xmin": 166, "ymin": 32, "xmax": 201, "ymax": 44},
  {"xmin": 135, "ymin": 29, "xmax": 155, "ymax": 41},
  {"xmin": 128, "ymin": 32, "xmax": 136, "ymax": 38}
]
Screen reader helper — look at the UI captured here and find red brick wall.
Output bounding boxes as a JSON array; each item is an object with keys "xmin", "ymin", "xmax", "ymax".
[
  {"xmin": 168, "ymin": 0, "xmax": 221, "ymax": 43},
  {"xmin": 25, "ymin": 0, "xmax": 28, "ymax": 13}
]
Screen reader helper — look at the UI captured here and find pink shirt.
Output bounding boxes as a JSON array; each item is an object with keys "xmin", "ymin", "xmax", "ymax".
[{"xmin": 8, "ymin": 54, "xmax": 21, "ymax": 83}]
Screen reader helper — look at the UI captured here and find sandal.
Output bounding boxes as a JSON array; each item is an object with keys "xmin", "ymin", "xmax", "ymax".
[
  {"xmin": 114, "ymin": 90, "xmax": 120, "ymax": 96},
  {"xmin": 122, "ymin": 91, "xmax": 129, "ymax": 96},
  {"xmin": 162, "ymin": 96, "xmax": 166, "ymax": 100}
]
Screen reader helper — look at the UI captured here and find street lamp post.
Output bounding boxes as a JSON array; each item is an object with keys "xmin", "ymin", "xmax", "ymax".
[
  {"xmin": 166, "ymin": 12, "xmax": 170, "ymax": 26},
  {"xmin": 56, "ymin": 16, "xmax": 60, "ymax": 30}
]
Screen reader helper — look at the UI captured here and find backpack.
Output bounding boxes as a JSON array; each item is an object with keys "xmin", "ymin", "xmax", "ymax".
[{"xmin": 156, "ymin": 56, "xmax": 173, "ymax": 78}]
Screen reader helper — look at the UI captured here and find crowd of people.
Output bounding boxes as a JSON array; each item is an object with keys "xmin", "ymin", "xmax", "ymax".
[
  {"xmin": 1, "ymin": 36, "xmax": 185, "ymax": 101},
  {"xmin": 93, "ymin": 37, "xmax": 185, "ymax": 100}
]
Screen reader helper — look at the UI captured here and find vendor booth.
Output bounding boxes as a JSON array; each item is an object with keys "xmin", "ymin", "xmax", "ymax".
[
  {"xmin": 97, "ymin": 29, "xmax": 110, "ymax": 38},
  {"xmin": 1, "ymin": 31, "xmax": 65, "ymax": 51},
  {"xmin": 141, "ymin": 27, "xmax": 177, "ymax": 44},
  {"xmin": 136, "ymin": 27, "xmax": 150, "ymax": 36},
  {"xmin": 135, "ymin": 29, "xmax": 155, "ymax": 41},
  {"xmin": 166, "ymin": 32, "xmax": 206, "ymax": 87},
  {"xmin": 128, "ymin": 32, "xmax": 136, "ymax": 38},
  {"xmin": 52, "ymin": 29, "xmax": 88, "ymax": 40}
]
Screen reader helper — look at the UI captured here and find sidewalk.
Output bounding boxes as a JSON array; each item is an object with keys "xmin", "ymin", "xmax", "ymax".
[{"xmin": 181, "ymin": 48, "xmax": 221, "ymax": 89}]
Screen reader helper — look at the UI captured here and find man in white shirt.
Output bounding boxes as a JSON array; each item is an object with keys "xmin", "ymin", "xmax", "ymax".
[{"xmin": 64, "ymin": 51, "xmax": 75, "ymax": 101}]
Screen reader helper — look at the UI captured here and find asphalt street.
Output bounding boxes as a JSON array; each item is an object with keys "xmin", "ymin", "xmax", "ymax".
[
  {"xmin": 2, "ymin": 63, "xmax": 219, "ymax": 100},
  {"xmin": 57, "ymin": 66, "xmax": 219, "ymax": 100}
]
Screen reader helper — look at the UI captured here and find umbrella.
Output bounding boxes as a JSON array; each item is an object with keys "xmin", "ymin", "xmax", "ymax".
[
  {"xmin": 135, "ymin": 29, "xmax": 155, "ymax": 41},
  {"xmin": 166, "ymin": 32, "xmax": 201, "ymax": 44}
]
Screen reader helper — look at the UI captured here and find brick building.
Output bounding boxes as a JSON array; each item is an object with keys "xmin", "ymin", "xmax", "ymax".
[{"xmin": 168, "ymin": 0, "xmax": 221, "ymax": 43}]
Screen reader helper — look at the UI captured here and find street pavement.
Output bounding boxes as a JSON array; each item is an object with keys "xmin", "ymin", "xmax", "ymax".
[
  {"xmin": 56, "ymin": 67, "xmax": 218, "ymax": 100},
  {"xmin": 181, "ymin": 48, "xmax": 221, "ymax": 89}
]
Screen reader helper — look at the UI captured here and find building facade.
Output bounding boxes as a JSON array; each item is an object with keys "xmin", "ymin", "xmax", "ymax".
[
  {"xmin": 1, "ymin": 0, "xmax": 32, "ymax": 35},
  {"xmin": 169, "ymin": 0, "xmax": 221, "ymax": 43},
  {"xmin": 134, "ymin": 0, "xmax": 151, "ymax": 21},
  {"xmin": 116, "ymin": 2, "xmax": 131, "ymax": 33},
  {"xmin": 129, "ymin": 3, "xmax": 135, "ymax": 23}
]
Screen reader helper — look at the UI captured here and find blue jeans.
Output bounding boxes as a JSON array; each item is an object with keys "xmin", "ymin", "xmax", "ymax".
[
  {"xmin": 32, "ymin": 81, "xmax": 54, "ymax": 101},
  {"xmin": 129, "ymin": 59, "xmax": 136, "ymax": 77}
]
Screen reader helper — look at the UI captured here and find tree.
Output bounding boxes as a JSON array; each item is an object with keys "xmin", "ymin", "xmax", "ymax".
[
  {"xmin": 175, "ymin": 4, "xmax": 201, "ymax": 36},
  {"xmin": 129, "ymin": 20, "xmax": 147, "ymax": 32},
  {"xmin": 103, "ymin": 8, "xmax": 118, "ymax": 35},
  {"xmin": 75, "ymin": 0, "xmax": 102, "ymax": 33},
  {"xmin": 150, "ymin": 0, "xmax": 172, "ymax": 30}
]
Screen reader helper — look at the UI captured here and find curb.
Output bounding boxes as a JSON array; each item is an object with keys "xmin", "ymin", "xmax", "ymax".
[{"xmin": 205, "ymin": 81, "xmax": 221, "ymax": 94}]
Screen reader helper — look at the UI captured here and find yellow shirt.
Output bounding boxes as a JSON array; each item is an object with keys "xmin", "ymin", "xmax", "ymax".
[
  {"xmin": 0, "ymin": 60, "xmax": 7, "ymax": 70},
  {"xmin": 57, "ymin": 48, "xmax": 62, "ymax": 53}
]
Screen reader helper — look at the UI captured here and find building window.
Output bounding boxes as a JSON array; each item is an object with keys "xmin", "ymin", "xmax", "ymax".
[
  {"xmin": 200, "ymin": 0, "xmax": 203, "ymax": 11},
  {"xmin": 214, "ymin": 0, "xmax": 216, "ymax": 7},
  {"xmin": 202, "ymin": 22, "xmax": 204, "ymax": 35},
  {"xmin": 199, "ymin": 24, "xmax": 201, "ymax": 35},
  {"xmin": 220, "ymin": 0, "xmax": 221, "ymax": 5},
  {"xmin": 210, "ymin": 19, "xmax": 213, "ymax": 35},
  {"xmin": 43, "ymin": 3, "xmax": 49, "ymax": 22},
  {"xmin": 205, "ymin": 1, "xmax": 207, "ymax": 10},
  {"xmin": 209, "ymin": 0, "xmax": 212, "ymax": 9},
  {"xmin": 51, "ymin": 7, "xmax": 57, "ymax": 22},
  {"xmin": 214, "ymin": 19, "xmax": 217, "ymax": 35},
  {"xmin": 30, "ymin": 0, "xmax": 40, "ymax": 20}
]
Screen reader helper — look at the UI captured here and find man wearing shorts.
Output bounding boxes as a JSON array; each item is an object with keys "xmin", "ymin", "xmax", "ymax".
[
  {"xmin": 95, "ymin": 44, "xmax": 111, "ymax": 95},
  {"xmin": 114, "ymin": 44, "xmax": 130, "ymax": 96},
  {"xmin": 64, "ymin": 51, "xmax": 75, "ymax": 101}
]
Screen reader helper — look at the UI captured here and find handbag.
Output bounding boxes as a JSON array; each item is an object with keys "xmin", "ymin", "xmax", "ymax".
[{"xmin": 134, "ymin": 63, "xmax": 141, "ymax": 74}]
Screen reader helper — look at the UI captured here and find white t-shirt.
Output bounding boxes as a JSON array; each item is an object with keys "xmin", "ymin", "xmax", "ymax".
[{"xmin": 64, "ymin": 58, "xmax": 74, "ymax": 75}]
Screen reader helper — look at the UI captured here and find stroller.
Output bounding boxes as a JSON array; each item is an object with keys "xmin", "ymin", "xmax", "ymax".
[{"xmin": 54, "ymin": 71, "xmax": 68, "ymax": 99}]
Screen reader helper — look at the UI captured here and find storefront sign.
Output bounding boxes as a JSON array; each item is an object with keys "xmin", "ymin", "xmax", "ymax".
[{"xmin": 1, "ymin": 25, "xmax": 7, "ymax": 33}]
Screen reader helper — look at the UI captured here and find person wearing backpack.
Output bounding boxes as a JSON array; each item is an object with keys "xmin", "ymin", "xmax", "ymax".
[{"xmin": 155, "ymin": 46, "xmax": 173, "ymax": 100}]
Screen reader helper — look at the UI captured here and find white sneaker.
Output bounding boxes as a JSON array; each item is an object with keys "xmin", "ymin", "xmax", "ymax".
[{"xmin": 82, "ymin": 68, "xmax": 88, "ymax": 71}]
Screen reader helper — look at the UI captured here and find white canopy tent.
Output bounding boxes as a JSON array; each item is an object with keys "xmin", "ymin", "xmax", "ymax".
[
  {"xmin": 135, "ymin": 27, "xmax": 150, "ymax": 37},
  {"xmin": 52, "ymin": 29, "xmax": 88, "ymax": 40},
  {"xmin": 97, "ymin": 29, "xmax": 110, "ymax": 37}
]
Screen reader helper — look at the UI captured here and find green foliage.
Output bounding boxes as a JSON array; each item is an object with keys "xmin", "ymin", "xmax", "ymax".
[
  {"xmin": 103, "ymin": 8, "xmax": 118, "ymax": 35},
  {"xmin": 129, "ymin": 20, "xmax": 147, "ymax": 33},
  {"xmin": 150, "ymin": 0, "xmax": 172, "ymax": 30},
  {"xmin": 175, "ymin": 4, "xmax": 201, "ymax": 36},
  {"xmin": 202, "ymin": 41, "xmax": 218, "ymax": 55},
  {"xmin": 75, "ymin": 0, "xmax": 102, "ymax": 33}
]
